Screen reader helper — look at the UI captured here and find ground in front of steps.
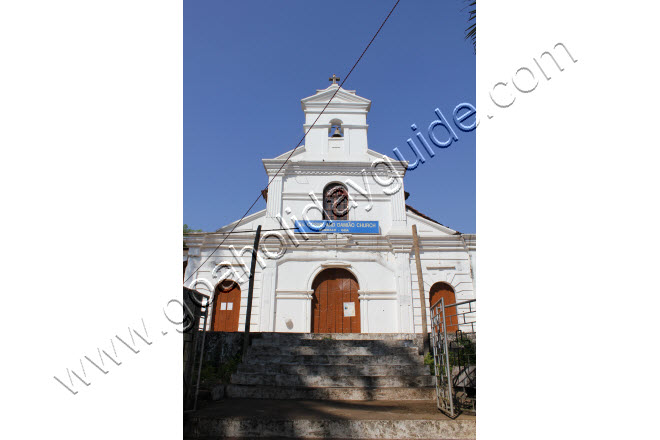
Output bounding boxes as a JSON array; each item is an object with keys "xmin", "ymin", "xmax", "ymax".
[
  {"xmin": 190, "ymin": 398, "xmax": 472, "ymax": 421},
  {"xmin": 185, "ymin": 398, "xmax": 475, "ymax": 439}
]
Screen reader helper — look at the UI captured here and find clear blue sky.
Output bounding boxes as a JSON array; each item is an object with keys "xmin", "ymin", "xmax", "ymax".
[{"xmin": 184, "ymin": 0, "xmax": 475, "ymax": 233}]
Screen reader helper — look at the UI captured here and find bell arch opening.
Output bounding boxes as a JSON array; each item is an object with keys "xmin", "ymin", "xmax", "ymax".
[{"xmin": 328, "ymin": 118, "xmax": 343, "ymax": 137}]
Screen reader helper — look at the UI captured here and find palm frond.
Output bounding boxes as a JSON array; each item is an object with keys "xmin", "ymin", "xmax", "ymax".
[{"xmin": 464, "ymin": 1, "xmax": 476, "ymax": 53}]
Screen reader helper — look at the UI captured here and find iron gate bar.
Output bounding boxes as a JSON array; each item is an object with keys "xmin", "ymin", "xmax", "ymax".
[
  {"xmin": 440, "ymin": 298, "xmax": 454, "ymax": 416},
  {"xmin": 430, "ymin": 297, "xmax": 476, "ymax": 418}
]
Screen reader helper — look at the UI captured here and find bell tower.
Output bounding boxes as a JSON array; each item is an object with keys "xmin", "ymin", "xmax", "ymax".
[
  {"xmin": 300, "ymin": 76, "xmax": 372, "ymax": 161},
  {"xmin": 261, "ymin": 79, "xmax": 409, "ymax": 234}
]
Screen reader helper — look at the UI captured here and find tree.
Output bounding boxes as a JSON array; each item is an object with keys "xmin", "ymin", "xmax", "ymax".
[
  {"xmin": 465, "ymin": 1, "xmax": 476, "ymax": 53},
  {"xmin": 183, "ymin": 224, "xmax": 203, "ymax": 248},
  {"xmin": 183, "ymin": 224, "xmax": 202, "ymax": 235}
]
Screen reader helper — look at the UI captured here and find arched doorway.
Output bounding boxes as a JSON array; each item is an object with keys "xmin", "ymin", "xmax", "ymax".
[
  {"xmin": 211, "ymin": 280, "xmax": 241, "ymax": 332},
  {"xmin": 311, "ymin": 268, "xmax": 360, "ymax": 333},
  {"xmin": 429, "ymin": 282, "xmax": 458, "ymax": 333}
]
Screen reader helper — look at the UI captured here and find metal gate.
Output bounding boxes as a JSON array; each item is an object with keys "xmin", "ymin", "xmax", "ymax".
[{"xmin": 430, "ymin": 298, "xmax": 476, "ymax": 418}]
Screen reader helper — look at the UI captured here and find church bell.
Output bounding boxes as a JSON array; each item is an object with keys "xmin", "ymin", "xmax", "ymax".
[{"xmin": 332, "ymin": 126, "xmax": 342, "ymax": 137}]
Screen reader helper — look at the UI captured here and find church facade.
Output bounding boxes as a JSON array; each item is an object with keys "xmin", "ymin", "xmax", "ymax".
[{"xmin": 184, "ymin": 82, "xmax": 476, "ymax": 334}]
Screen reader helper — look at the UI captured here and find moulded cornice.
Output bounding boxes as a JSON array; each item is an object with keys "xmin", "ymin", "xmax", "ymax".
[
  {"xmin": 388, "ymin": 233, "xmax": 460, "ymax": 241},
  {"xmin": 276, "ymin": 290, "xmax": 314, "ymax": 300},
  {"xmin": 302, "ymin": 124, "xmax": 368, "ymax": 129},
  {"xmin": 357, "ymin": 290, "xmax": 397, "ymax": 298},
  {"xmin": 262, "ymin": 160, "xmax": 407, "ymax": 177},
  {"xmin": 193, "ymin": 233, "xmax": 467, "ymax": 253},
  {"xmin": 301, "ymin": 87, "xmax": 371, "ymax": 109},
  {"xmin": 320, "ymin": 262, "xmax": 352, "ymax": 268},
  {"xmin": 303, "ymin": 106, "xmax": 369, "ymax": 113}
]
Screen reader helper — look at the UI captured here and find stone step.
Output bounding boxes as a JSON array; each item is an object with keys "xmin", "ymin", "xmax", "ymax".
[
  {"xmin": 185, "ymin": 419, "xmax": 473, "ymax": 439},
  {"xmin": 243, "ymin": 354, "xmax": 425, "ymax": 366},
  {"xmin": 231, "ymin": 372, "xmax": 435, "ymax": 388},
  {"xmin": 258, "ymin": 332, "xmax": 421, "ymax": 341},
  {"xmin": 247, "ymin": 344, "xmax": 419, "ymax": 357},
  {"xmin": 187, "ymin": 437, "xmax": 463, "ymax": 440},
  {"xmin": 237, "ymin": 363, "xmax": 431, "ymax": 377},
  {"xmin": 184, "ymin": 399, "xmax": 476, "ymax": 439},
  {"xmin": 251, "ymin": 338, "xmax": 418, "ymax": 348},
  {"xmin": 225, "ymin": 384, "xmax": 436, "ymax": 400}
]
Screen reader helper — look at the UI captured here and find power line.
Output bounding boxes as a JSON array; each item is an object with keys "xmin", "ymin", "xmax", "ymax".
[
  {"xmin": 263, "ymin": 0, "xmax": 402, "ymax": 191},
  {"xmin": 184, "ymin": 0, "xmax": 401, "ymax": 285},
  {"xmin": 185, "ymin": 227, "xmax": 297, "ymax": 237}
]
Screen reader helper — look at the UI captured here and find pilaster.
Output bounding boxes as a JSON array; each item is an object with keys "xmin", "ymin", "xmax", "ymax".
[
  {"xmin": 395, "ymin": 250, "xmax": 414, "ymax": 333},
  {"xmin": 391, "ymin": 183, "xmax": 407, "ymax": 229},
  {"xmin": 259, "ymin": 266, "xmax": 276, "ymax": 331},
  {"xmin": 266, "ymin": 175, "xmax": 283, "ymax": 218}
]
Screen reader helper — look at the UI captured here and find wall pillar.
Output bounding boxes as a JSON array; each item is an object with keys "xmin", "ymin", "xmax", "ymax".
[
  {"xmin": 395, "ymin": 250, "xmax": 414, "ymax": 333},
  {"xmin": 259, "ymin": 265, "xmax": 276, "ymax": 331},
  {"xmin": 266, "ymin": 175, "xmax": 283, "ymax": 218},
  {"xmin": 391, "ymin": 182, "xmax": 407, "ymax": 230}
]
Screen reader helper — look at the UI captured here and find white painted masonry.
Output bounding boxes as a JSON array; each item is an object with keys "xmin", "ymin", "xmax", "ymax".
[{"xmin": 184, "ymin": 84, "xmax": 476, "ymax": 333}]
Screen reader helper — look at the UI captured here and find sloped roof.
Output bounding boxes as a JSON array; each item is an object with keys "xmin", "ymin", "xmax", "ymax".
[
  {"xmin": 406, "ymin": 204, "xmax": 461, "ymax": 235},
  {"xmin": 215, "ymin": 209, "xmax": 267, "ymax": 233}
]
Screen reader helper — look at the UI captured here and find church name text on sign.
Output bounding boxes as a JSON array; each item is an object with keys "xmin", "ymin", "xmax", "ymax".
[{"xmin": 294, "ymin": 220, "xmax": 379, "ymax": 234}]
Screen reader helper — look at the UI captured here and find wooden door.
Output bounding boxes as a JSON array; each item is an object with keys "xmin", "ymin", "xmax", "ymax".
[
  {"xmin": 211, "ymin": 281, "xmax": 241, "ymax": 332},
  {"xmin": 430, "ymin": 282, "xmax": 458, "ymax": 333},
  {"xmin": 312, "ymin": 268, "xmax": 360, "ymax": 333}
]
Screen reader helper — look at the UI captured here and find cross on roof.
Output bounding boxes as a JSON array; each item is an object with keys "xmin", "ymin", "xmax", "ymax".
[{"xmin": 329, "ymin": 74, "xmax": 340, "ymax": 85}]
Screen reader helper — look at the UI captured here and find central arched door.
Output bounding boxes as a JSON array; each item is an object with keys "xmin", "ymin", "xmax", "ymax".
[
  {"xmin": 311, "ymin": 268, "xmax": 360, "ymax": 333},
  {"xmin": 211, "ymin": 280, "xmax": 241, "ymax": 332}
]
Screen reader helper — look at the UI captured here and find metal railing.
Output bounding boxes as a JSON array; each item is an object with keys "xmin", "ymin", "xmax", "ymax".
[
  {"xmin": 430, "ymin": 298, "xmax": 476, "ymax": 418},
  {"xmin": 183, "ymin": 287, "xmax": 210, "ymax": 412}
]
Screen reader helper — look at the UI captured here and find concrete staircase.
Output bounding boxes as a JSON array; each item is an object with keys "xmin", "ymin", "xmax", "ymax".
[
  {"xmin": 225, "ymin": 333, "xmax": 436, "ymax": 401},
  {"xmin": 184, "ymin": 334, "xmax": 476, "ymax": 439}
]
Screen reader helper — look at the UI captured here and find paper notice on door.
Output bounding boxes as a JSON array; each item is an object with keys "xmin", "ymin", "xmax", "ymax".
[
  {"xmin": 220, "ymin": 302, "xmax": 227, "ymax": 310},
  {"xmin": 227, "ymin": 302, "xmax": 233, "ymax": 310},
  {"xmin": 343, "ymin": 302, "xmax": 355, "ymax": 317}
]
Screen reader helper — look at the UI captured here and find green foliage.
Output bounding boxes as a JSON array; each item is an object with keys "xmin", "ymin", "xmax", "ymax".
[
  {"xmin": 425, "ymin": 338, "xmax": 476, "ymax": 377},
  {"xmin": 183, "ymin": 224, "xmax": 203, "ymax": 248},
  {"xmin": 424, "ymin": 352, "xmax": 435, "ymax": 375},
  {"xmin": 183, "ymin": 224, "xmax": 203, "ymax": 234},
  {"xmin": 449, "ymin": 338, "xmax": 476, "ymax": 366},
  {"xmin": 200, "ymin": 352, "xmax": 242, "ymax": 386}
]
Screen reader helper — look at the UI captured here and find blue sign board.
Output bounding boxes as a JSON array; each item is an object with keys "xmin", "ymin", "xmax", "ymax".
[{"xmin": 294, "ymin": 220, "xmax": 379, "ymax": 234}]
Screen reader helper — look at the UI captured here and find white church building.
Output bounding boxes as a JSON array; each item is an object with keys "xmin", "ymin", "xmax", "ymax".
[{"xmin": 184, "ymin": 81, "xmax": 476, "ymax": 334}]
